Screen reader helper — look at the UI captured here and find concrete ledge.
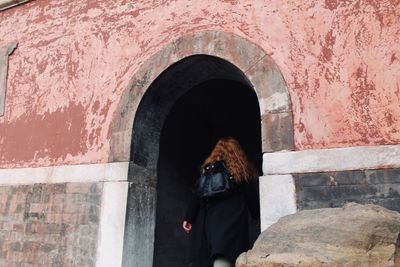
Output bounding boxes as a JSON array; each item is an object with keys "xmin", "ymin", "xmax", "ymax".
[
  {"xmin": 0, "ymin": 162, "xmax": 129, "ymax": 185},
  {"xmin": 263, "ymin": 145, "xmax": 400, "ymax": 175}
]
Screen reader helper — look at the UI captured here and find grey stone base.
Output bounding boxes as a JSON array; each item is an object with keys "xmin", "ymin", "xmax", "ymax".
[{"xmin": 294, "ymin": 169, "xmax": 400, "ymax": 212}]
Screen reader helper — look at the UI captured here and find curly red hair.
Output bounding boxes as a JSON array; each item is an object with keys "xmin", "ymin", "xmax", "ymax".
[{"xmin": 201, "ymin": 137, "xmax": 259, "ymax": 183}]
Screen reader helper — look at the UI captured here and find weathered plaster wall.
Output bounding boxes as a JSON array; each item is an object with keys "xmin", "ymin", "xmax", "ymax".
[{"xmin": 0, "ymin": 0, "xmax": 399, "ymax": 168}]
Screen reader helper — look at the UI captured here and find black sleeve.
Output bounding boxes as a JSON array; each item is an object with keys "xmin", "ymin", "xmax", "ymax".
[
  {"xmin": 184, "ymin": 193, "xmax": 200, "ymax": 224},
  {"xmin": 244, "ymin": 178, "xmax": 260, "ymax": 220}
]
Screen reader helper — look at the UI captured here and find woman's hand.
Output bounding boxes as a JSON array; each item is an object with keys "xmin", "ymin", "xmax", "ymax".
[{"xmin": 182, "ymin": 221, "xmax": 192, "ymax": 233}]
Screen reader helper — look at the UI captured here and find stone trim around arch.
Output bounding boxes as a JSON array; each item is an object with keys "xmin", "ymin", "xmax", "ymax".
[{"xmin": 109, "ymin": 30, "xmax": 294, "ymax": 164}]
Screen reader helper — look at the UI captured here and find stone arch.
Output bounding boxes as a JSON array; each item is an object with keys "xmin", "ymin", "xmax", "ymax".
[
  {"xmin": 112, "ymin": 31, "xmax": 293, "ymax": 267},
  {"xmin": 110, "ymin": 31, "xmax": 293, "ymax": 163}
]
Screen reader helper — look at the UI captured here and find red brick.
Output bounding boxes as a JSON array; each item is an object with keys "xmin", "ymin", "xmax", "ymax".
[
  {"xmin": 50, "ymin": 204, "xmax": 63, "ymax": 213},
  {"xmin": 45, "ymin": 213, "xmax": 63, "ymax": 224},
  {"xmin": 64, "ymin": 199, "xmax": 82, "ymax": 214},
  {"xmin": 66, "ymin": 183, "xmax": 92, "ymax": 194},
  {"xmin": 0, "ymin": 183, "xmax": 100, "ymax": 266},
  {"xmin": 0, "ymin": 194, "xmax": 8, "ymax": 203},
  {"xmin": 12, "ymin": 223, "xmax": 25, "ymax": 232},
  {"xmin": 29, "ymin": 203, "xmax": 47, "ymax": 213},
  {"xmin": 0, "ymin": 203, "xmax": 6, "ymax": 213},
  {"xmin": 2, "ymin": 222, "xmax": 13, "ymax": 231}
]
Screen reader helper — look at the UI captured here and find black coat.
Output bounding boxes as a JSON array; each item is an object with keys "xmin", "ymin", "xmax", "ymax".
[{"xmin": 184, "ymin": 162, "xmax": 260, "ymax": 267}]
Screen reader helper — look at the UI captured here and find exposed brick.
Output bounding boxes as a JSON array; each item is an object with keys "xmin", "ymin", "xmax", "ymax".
[
  {"xmin": 66, "ymin": 183, "xmax": 92, "ymax": 194},
  {"xmin": 0, "ymin": 194, "xmax": 8, "ymax": 203},
  {"xmin": 29, "ymin": 203, "xmax": 48, "ymax": 213},
  {"xmin": 0, "ymin": 203, "xmax": 5, "ymax": 213},
  {"xmin": 10, "ymin": 242, "xmax": 21, "ymax": 251},
  {"xmin": 2, "ymin": 222, "xmax": 13, "ymax": 231},
  {"xmin": 64, "ymin": 199, "xmax": 82, "ymax": 214},
  {"xmin": 12, "ymin": 223, "xmax": 25, "ymax": 232},
  {"xmin": 88, "ymin": 205, "xmax": 99, "ymax": 224},
  {"xmin": 45, "ymin": 213, "xmax": 63, "ymax": 224},
  {"xmin": 50, "ymin": 204, "xmax": 64, "ymax": 213},
  {"xmin": 46, "ymin": 183, "xmax": 66, "ymax": 194},
  {"xmin": 43, "ymin": 244, "xmax": 56, "ymax": 254},
  {"xmin": 0, "ymin": 183, "xmax": 101, "ymax": 266},
  {"xmin": 24, "ymin": 212, "xmax": 46, "ymax": 221}
]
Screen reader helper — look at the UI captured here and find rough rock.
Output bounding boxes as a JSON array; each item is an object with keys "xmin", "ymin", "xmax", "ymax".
[{"xmin": 237, "ymin": 203, "xmax": 400, "ymax": 267}]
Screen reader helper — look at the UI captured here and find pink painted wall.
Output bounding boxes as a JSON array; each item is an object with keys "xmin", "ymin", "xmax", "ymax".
[{"xmin": 0, "ymin": 0, "xmax": 399, "ymax": 168}]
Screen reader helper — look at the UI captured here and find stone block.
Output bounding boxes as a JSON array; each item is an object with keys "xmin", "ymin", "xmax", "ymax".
[
  {"xmin": 294, "ymin": 169, "xmax": 400, "ymax": 213},
  {"xmin": 334, "ymin": 171, "xmax": 368, "ymax": 185},
  {"xmin": 365, "ymin": 169, "xmax": 385, "ymax": 184},
  {"xmin": 259, "ymin": 175, "xmax": 297, "ymax": 231},
  {"xmin": 295, "ymin": 171, "xmax": 368, "ymax": 188},
  {"xmin": 300, "ymin": 184, "xmax": 378, "ymax": 202},
  {"xmin": 261, "ymin": 112, "xmax": 294, "ymax": 153},
  {"xmin": 237, "ymin": 203, "xmax": 400, "ymax": 267},
  {"xmin": 109, "ymin": 129, "xmax": 132, "ymax": 162},
  {"xmin": 97, "ymin": 181, "xmax": 128, "ymax": 267},
  {"xmin": 295, "ymin": 173, "xmax": 333, "ymax": 187},
  {"xmin": 384, "ymin": 169, "xmax": 400, "ymax": 183},
  {"xmin": 172, "ymin": 31, "xmax": 266, "ymax": 73},
  {"xmin": 66, "ymin": 183, "xmax": 92, "ymax": 194},
  {"xmin": 245, "ymin": 55, "xmax": 290, "ymax": 104},
  {"xmin": 122, "ymin": 183, "xmax": 156, "ymax": 267}
]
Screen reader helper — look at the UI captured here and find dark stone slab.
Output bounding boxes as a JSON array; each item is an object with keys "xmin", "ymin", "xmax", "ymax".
[
  {"xmin": 384, "ymin": 169, "xmax": 400, "ymax": 183},
  {"xmin": 295, "ymin": 168, "xmax": 400, "ymax": 213},
  {"xmin": 295, "ymin": 173, "xmax": 335, "ymax": 187},
  {"xmin": 365, "ymin": 170, "xmax": 386, "ymax": 184}
]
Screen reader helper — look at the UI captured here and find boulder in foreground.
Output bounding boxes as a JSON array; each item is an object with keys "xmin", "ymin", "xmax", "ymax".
[{"xmin": 237, "ymin": 203, "xmax": 400, "ymax": 267}]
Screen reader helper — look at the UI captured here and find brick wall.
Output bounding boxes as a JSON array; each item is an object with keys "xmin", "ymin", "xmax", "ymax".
[
  {"xmin": 294, "ymin": 169, "xmax": 400, "ymax": 212},
  {"xmin": 0, "ymin": 183, "xmax": 102, "ymax": 267}
]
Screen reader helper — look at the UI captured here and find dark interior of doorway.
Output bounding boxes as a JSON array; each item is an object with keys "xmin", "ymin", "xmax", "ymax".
[{"xmin": 153, "ymin": 79, "xmax": 262, "ymax": 267}]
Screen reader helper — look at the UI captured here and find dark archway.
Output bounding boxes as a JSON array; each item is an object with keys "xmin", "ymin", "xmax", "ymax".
[
  {"xmin": 154, "ymin": 79, "xmax": 261, "ymax": 266},
  {"xmin": 122, "ymin": 55, "xmax": 262, "ymax": 266}
]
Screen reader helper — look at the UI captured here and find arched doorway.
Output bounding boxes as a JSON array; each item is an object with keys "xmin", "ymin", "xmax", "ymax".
[
  {"xmin": 112, "ymin": 31, "xmax": 294, "ymax": 267},
  {"xmin": 121, "ymin": 55, "xmax": 262, "ymax": 266},
  {"xmin": 155, "ymin": 78, "xmax": 261, "ymax": 266}
]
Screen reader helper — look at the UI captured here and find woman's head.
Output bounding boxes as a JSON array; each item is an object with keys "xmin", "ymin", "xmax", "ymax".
[{"xmin": 202, "ymin": 137, "xmax": 259, "ymax": 183}]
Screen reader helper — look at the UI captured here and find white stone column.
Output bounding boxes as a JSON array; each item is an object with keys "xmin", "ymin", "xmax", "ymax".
[
  {"xmin": 96, "ymin": 181, "xmax": 129, "ymax": 267},
  {"xmin": 259, "ymin": 174, "xmax": 297, "ymax": 231}
]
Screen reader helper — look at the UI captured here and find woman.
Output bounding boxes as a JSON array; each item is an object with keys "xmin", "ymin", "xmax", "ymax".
[{"xmin": 182, "ymin": 137, "xmax": 260, "ymax": 267}]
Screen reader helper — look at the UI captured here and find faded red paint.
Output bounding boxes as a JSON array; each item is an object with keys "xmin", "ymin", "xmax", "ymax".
[
  {"xmin": 0, "ymin": 0, "xmax": 399, "ymax": 168},
  {"xmin": 0, "ymin": 103, "xmax": 88, "ymax": 164}
]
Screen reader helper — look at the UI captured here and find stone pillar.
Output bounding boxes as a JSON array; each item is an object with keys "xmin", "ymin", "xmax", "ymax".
[
  {"xmin": 122, "ymin": 184, "xmax": 156, "ymax": 267},
  {"xmin": 0, "ymin": 42, "xmax": 17, "ymax": 116},
  {"xmin": 96, "ymin": 181, "xmax": 129, "ymax": 267},
  {"xmin": 259, "ymin": 175, "xmax": 297, "ymax": 231},
  {"xmin": 122, "ymin": 163, "xmax": 157, "ymax": 267}
]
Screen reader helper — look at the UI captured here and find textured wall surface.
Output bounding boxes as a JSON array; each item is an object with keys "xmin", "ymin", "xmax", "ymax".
[
  {"xmin": 0, "ymin": 0, "xmax": 399, "ymax": 168},
  {"xmin": 0, "ymin": 183, "xmax": 102, "ymax": 266},
  {"xmin": 294, "ymin": 168, "xmax": 400, "ymax": 212}
]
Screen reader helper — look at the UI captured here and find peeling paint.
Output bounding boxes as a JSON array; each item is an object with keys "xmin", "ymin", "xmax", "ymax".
[
  {"xmin": 0, "ymin": 0, "xmax": 399, "ymax": 167},
  {"xmin": 0, "ymin": 103, "xmax": 89, "ymax": 165}
]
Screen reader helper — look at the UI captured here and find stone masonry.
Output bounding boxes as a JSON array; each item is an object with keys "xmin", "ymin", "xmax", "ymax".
[
  {"xmin": 0, "ymin": 183, "xmax": 102, "ymax": 267},
  {"xmin": 294, "ymin": 168, "xmax": 400, "ymax": 212}
]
